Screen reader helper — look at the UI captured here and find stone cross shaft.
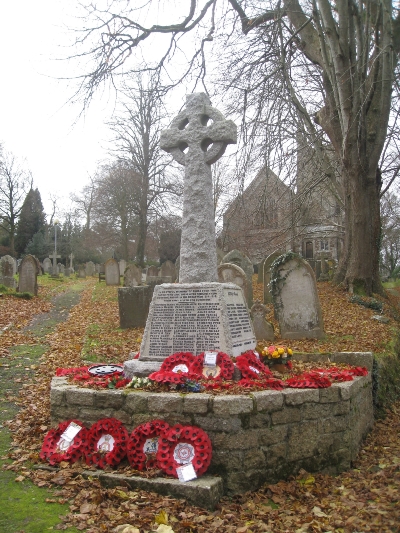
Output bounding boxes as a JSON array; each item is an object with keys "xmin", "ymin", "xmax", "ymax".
[
  {"xmin": 160, "ymin": 93, "xmax": 237, "ymax": 283},
  {"xmin": 50, "ymin": 250, "xmax": 61, "ymax": 275}
]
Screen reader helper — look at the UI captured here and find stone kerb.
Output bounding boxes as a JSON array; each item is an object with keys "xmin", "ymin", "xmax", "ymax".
[{"xmin": 50, "ymin": 352, "xmax": 373, "ymax": 496}]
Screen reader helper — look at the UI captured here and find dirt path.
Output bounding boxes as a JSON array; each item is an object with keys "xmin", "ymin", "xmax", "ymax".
[{"xmin": 0, "ymin": 282, "xmax": 87, "ymax": 533}]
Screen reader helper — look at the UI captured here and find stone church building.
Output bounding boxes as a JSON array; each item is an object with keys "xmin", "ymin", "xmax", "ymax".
[{"xmin": 220, "ymin": 140, "xmax": 345, "ymax": 265}]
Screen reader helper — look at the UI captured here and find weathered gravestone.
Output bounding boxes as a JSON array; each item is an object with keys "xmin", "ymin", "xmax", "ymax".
[
  {"xmin": 18, "ymin": 254, "xmax": 38, "ymax": 295},
  {"xmin": 271, "ymin": 252, "xmax": 325, "ymax": 339},
  {"xmin": 119, "ymin": 259, "xmax": 127, "ymax": 277},
  {"xmin": 78, "ymin": 266, "xmax": 86, "ymax": 278},
  {"xmin": 64, "ymin": 267, "xmax": 70, "ymax": 277},
  {"xmin": 222, "ymin": 250, "xmax": 253, "ymax": 306},
  {"xmin": 250, "ymin": 300, "xmax": 274, "ymax": 341},
  {"xmin": 263, "ymin": 251, "xmax": 284, "ymax": 304},
  {"xmin": 146, "ymin": 265, "xmax": 159, "ymax": 281},
  {"xmin": 0, "ymin": 255, "xmax": 16, "ymax": 288},
  {"xmin": 118, "ymin": 286, "xmax": 152, "ymax": 328},
  {"xmin": 58, "ymin": 263, "xmax": 65, "ymax": 275},
  {"xmin": 217, "ymin": 263, "xmax": 250, "ymax": 307},
  {"xmin": 105, "ymin": 258, "xmax": 120, "ymax": 286},
  {"xmin": 42, "ymin": 257, "xmax": 52, "ymax": 274},
  {"xmin": 159, "ymin": 260, "xmax": 176, "ymax": 283},
  {"xmin": 124, "ymin": 93, "xmax": 256, "ymax": 377},
  {"xmin": 123, "ymin": 263, "xmax": 142, "ymax": 287},
  {"xmin": 86, "ymin": 261, "xmax": 95, "ymax": 276}
]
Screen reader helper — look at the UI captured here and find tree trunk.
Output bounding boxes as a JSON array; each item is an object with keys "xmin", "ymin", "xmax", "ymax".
[{"xmin": 136, "ymin": 214, "xmax": 147, "ymax": 268}]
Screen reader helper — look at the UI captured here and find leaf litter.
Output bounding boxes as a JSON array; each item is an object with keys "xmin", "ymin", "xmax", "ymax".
[{"xmin": 1, "ymin": 277, "xmax": 400, "ymax": 532}]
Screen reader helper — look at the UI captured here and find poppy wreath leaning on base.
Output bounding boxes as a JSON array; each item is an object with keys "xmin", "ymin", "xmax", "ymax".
[
  {"xmin": 159, "ymin": 352, "xmax": 196, "ymax": 373},
  {"xmin": 189, "ymin": 351, "xmax": 235, "ymax": 380},
  {"xmin": 235, "ymin": 351, "xmax": 273, "ymax": 380},
  {"xmin": 40, "ymin": 419, "xmax": 88, "ymax": 466},
  {"xmin": 156, "ymin": 424, "xmax": 212, "ymax": 478},
  {"xmin": 83, "ymin": 418, "xmax": 129, "ymax": 469},
  {"xmin": 127, "ymin": 419, "xmax": 170, "ymax": 470}
]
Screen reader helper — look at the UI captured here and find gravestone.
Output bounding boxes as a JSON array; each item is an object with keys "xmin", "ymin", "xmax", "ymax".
[
  {"xmin": 218, "ymin": 263, "xmax": 250, "ymax": 307},
  {"xmin": 59, "ymin": 263, "xmax": 65, "ymax": 275},
  {"xmin": 105, "ymin": 258, "xmax": 120, "ymax": 286},
  {"xmin": 146, "ymin": 265, "xmax": 159, "ymax": 280},
  {"xmin": 263, "ymin": 251, "xmax": 283, "ymax": 304},
  {"xmin": 42, "ymin": 257, "xmax": 52, "ymax": 274},
  {"xmin": 95, "ymin": 263, "xmax": 101, "ymax": 274},
  {"xmin": 250, "ymin": 300, "xmax": 274, "ymax": 341},
  {"xmin": 64, "ymin": 267, "xmax": 71, "ymax": 277},
  {"xmin": 222, "ymin": 250, "xmax": 253, "ymax": 306},
  {"xmin": 18, "ymin": 254, "xmax": 38, "ymax": 295},
  {"xmin": 159, "ymin": 260, "xmax": 176, "ymax": 283},
  {"xmin": 78, "ymin": 266, "xmax": 86, "ymax": 278},
  {"xmin": 118, "ymin": 286, "xmax": 152, "ymax": 328},
  {"xmin": 125, "ymin": 93, "xmax": 256, "ymax": 378},
  {"xmin": 271, "ymin": 253, "xmax": 325, "ymax": 339},
  {"xmin": 119, "ymin": 259, "xmax": 127, "ymax": 276},
  {"xmin": 86, "ymin": 261, "xmax": 95, "ymax": 276},
  {"xmin": 0, "ymin": 255, "xmax": 16, "ymax": 288},
  {"xmin": 123, "ymin": 263, "xmax": 142, "ymax": 287}
]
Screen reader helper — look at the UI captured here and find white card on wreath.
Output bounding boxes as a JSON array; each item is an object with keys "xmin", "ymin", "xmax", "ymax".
[
  {"xmin": 204, "ymin": 351, "xmax": 218, "ymax": 366},
  {"xmin": 176, "ymin": 463, "xmax": 197, "ymax": 482},
  {"xmin": 60, "ymin": 422, "xmax": 82, "ymax": 442}
]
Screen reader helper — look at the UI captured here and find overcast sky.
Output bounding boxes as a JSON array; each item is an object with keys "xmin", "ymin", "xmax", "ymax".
[{"xmin": 0, "ymin": 1, "xmax": 117, "ymax": 216}]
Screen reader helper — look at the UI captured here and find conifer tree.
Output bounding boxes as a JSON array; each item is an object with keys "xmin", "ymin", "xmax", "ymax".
[{"xmin": 15, "ymin": 188, "xmax": 46, "ymax": 256}]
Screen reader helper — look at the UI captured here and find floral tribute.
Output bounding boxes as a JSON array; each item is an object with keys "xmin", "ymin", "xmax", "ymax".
[
  {"xmin": 40, "ymin": 419, "xmax": 88, "ymax": 466},
  {"xmin": 55, "ymin": 365, "xmax": 130, "ymax": 389},
  {"xmin": 235, "ymin": 350, "xmax": 273, "ymax": 380},
  {"xmin": 127, "ymin": 419, "xmax": 170, "ymax": 470},
  {"xmin": 261, "ymin": 345, "xmax": 293, "ymax": 367},
  {"xmin": 149, "ymin": 352, "xmax": 200, "ymax": 384},
  {"xmin": 84, "ymin": 418, "xmax": 129, "ymax": 469},
  {"xmin": 156, "ymin": 424, "xmax": 212, "ymax": 478},
  {"xmin": 189, "ymin": 351, "xmax": 235, "ymax": 380}
]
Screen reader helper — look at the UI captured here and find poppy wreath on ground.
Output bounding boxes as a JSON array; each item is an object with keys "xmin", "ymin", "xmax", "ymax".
[
  {"xmin": 160, "ymin": 352, "xmax": 196, "ymax": 374},
  {"xmin": 127, "ymin": 419, "xmax": 170, "ymax": 470},
  {"xmin": 189, "ymin": 351, "xmax": 234, "ymax": 380},
  {"xmin": 238, "ymin": 377, "xmax": 285, "ymax": 390},
  {"xmin": 55, "ymin": 365, "xmax": 130, "ymax": 389},
  {"xmin": 286, "ymin": 372, "xmax": 332, "ymax": 389},
  {"xmin": 235, "ymin": 352, "xmax": 273, "ymax": 380},
  {"xmin": 148, "ymin": 370, "xmax": 200, "ymax": 384},
  {"xmin": 156, "ymin": 424, "xmax": 212, "ymax": 478},
  {"xmin": 84, "ymin": 418, "xmax": 129, "ymax": 469},
  {"xmin": 40, "ymin": 419, "xmax": 88, "ymax": 466}
]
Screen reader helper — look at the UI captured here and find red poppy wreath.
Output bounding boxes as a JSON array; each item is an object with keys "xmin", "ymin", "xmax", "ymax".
[
  {"xmin": 127, "ymin": 419, "xmax": 170, "ymax": 470},
  {"xmin": 189, "ymin": 351, "xmax": 234, "ymax": 380},
  {"xmin": 160, "ymin": 352, "xmax": 196, "ymax": 373},
  {"xmin": 235, "ymin": 351, "xmax": 273, "ymax": 380},
  {"xmin": 84, "ymin": 418, "xmax": 129, "ymax": 469},
  {"xmin": 40, "ymin": 419, "xmax": 88, "ymax": 466},
  {"xmin": 156, "ymin": 424, "xmax": 212, "ymax": 478}
]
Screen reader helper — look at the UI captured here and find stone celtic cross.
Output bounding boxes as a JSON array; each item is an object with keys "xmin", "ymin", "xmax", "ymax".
[{"xmin": 160, "ymin": 93, "xmax": 237, "ymax": 283}]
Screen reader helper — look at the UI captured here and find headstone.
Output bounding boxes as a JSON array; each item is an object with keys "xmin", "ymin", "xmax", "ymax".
[
  {"xmin": 119, "ymin": 259, "xmax": 127, "ymax": 276},
  {"xmin": 118, "ymin": 286, "xmax": 152, "ymax": 328},
  {"xmin": 159, "ymin": 260, "xmax": 177, "ymax": 282},
  {"xmin": 64, "ymin": 267, "xmax": 71, "ymax": 277},
  {"xmin": 0, "ymin": 255, "xmax": 16, "ymax": 288},
  {"xmin": 123, "ymin": 263, "xmax": 142, "ymax": 287},
  {"xmin": 42, "ymin": 257, "xmax": 52, "ymax": 274},
  {"xmin": 146, "ymin": 265, "xmax": 159, "ymax": 280},
  {"xmin": 99, "ymin": 263, "xmax": 105, "ymax": 274},
  {"xmin": 50, "ymin": 250, "xmax": 61, "ymax": 276},
  {"xmin": 271, "ymin": 253, "xmax": 325, "ymax": 339},
  {"xmin": 69, "ymin": 253, "xmax": 74, "ymax": 269},
  {"xmin": 95, "ymin": 263, "xmax": 101, "ymax": 274},
  {"xmin": 78, "ymin": 266, "xmax": 86, "ymax": 278},
  {"xmin": 124, "ymin": 93, "xmax": 256, "ymax": 378},
  {"xmin": 218, "ymin": 263, "xmax": 250, "ymax": 307},
  {"xmin": 104, "ymin": 258, "xmax": 120, "ymax": 286},
  {"xmin": 250, "ymin": 300, "xmax": 274, "ymax": 341},
  {"xmin": 222, "ymin": 250, "xmax": 253, "ymax": 306},
  {"xmin": 263, "ymin": 251, "xmax": 284, "ymax": 304},
  {"xmin": 59, "ymin": 263, "xmax": 65, "ymax": 275},
  {"xmin": 86, "ymin": 261, "xmax": 95, "ymax": 276},
  {"xmin": 18, "ymin": 254, "xmax": 38, "ymax": 295}
]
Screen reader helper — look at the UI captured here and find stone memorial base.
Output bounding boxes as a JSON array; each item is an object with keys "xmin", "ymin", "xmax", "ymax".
[{"xmin": 124, "ymin": 282, "xmax": 256, "ymax": 378}]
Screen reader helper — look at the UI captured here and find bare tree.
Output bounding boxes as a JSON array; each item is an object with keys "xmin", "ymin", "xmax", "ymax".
[
  {"xmin": 70, "ymin": 175, "xmax": 97, "ymax": 232},
  {"xmin": 0, "ymin": 150, "xmax": 30, "ymax": 257},
  {"xmin": 71, "ymin": 0, "xmax": 400, "ymax": 294}
]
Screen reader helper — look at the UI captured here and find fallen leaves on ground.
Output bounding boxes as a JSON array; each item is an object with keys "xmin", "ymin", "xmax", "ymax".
[{"xmin": 1, "ymin": 277, "xmax": 400, "ymax": 532}]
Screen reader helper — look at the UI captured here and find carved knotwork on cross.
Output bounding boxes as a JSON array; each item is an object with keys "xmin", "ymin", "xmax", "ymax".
[{"xmin": 160, "ymin": 93, "xmax": 237, "ymax": 284}]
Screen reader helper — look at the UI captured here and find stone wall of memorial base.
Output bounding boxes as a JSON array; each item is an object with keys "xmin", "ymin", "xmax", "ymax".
[{"xmin": 50, "ymin": 354, "xmax": 374, "ymax": 496}]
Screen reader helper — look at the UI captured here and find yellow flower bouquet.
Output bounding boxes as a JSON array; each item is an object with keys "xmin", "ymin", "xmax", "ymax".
[{"xmin": 261, "ymin": 345, "xmax": 293, "ymax": 368}]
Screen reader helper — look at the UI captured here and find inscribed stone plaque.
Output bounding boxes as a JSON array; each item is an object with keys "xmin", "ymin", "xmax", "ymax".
[
  {"xmin": 105, "ymin": 258, "xmax": 120, "ymax": 286},
  {"xmin": 18, "ymin": 254, "xmax": 38, "ymax": 295},
  {"xmin": 138, "ymin": 282, "xmax": 256, "ymax": 361},
  {"xmin": 271, "ymin": 253, "xmax": 325, "ymax": 339}
]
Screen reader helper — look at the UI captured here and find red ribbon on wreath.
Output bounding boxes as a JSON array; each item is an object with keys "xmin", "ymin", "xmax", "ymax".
[
  {"xmin": 40, "ymin": 419, "xmax": 88, "ymax": 466},
  {"xmin": 84, "ymin": 418, "xmax": 129, "ymax": 469},
  {"xmin": 189, "ymin": 351, "xmax": 234, "ymax": 380},
  {"xmin": 235, "ymin": 352, "xmax": 273, "ymax": 380},
  {"xmin": 156, "ymin": 424, "xmax": 212, "ymax": 478},
  {"xmin": 127, "ymin": 419, "xmax": 170, "ymax": 470}
]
